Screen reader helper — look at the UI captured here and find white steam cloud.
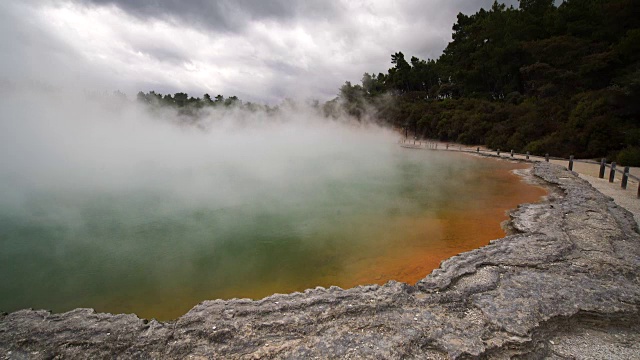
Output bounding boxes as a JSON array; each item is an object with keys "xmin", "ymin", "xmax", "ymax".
[{"xmin": 0, "ymin": 88, "xmax": 397, "ymax": 212}]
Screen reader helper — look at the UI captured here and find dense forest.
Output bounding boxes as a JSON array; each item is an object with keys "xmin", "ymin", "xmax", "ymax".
[{"xmin": 336, "ymin": 0, "xmax": 640, "ymax": 165}]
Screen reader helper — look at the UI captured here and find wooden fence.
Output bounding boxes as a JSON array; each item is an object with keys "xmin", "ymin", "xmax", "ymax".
[{"xmin": 399, "ymin": 138, "xmax": 640, "ymax": 198}]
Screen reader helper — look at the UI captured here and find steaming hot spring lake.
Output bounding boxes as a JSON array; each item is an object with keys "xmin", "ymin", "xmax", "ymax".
[{"xmin": 0, "ymin": 114, "xmax": 546, "ymax": 321}]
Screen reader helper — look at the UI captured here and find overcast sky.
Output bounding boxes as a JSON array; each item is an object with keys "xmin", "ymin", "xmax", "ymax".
[{"xmin": 0, "ymin": 0, "xmax": 520, "ymax": 104}]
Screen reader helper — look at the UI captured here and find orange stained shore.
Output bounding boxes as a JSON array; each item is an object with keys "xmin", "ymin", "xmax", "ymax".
[
  {"xmin": 339, "ymin": 162, "xmax": 548, "ymax": 288},
  {"xmin": 205, "ymin": 162, "xmax": 547, "ymax": 298}
]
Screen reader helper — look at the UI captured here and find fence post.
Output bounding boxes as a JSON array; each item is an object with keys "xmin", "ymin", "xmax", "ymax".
[
  {"xmin": 477, "ymin": 147, "xmax": 480, "ymax": 153},
  {"xmin": 545, "ymin": 153, "xmax": 549, "ymax": 162},
  {"xmin": 511, "ymin": 150, "xmax": 514, "ymax": 157},
  {"xmin": 568, "ymin": 155, "xmax": 574, "ymax": 171},
  {"xmin": 526, "ymin": 151, "xmax": 530, "ymax": 160},
  {"xmin": 609, "ymin": 162, "xmax": 616, "ymax": 183},
  {"xmin": 497, "ymin": 149, "xmax": 500, "ymax": 156},
  {"xmin": 621, "ymin": 166, "xmax": 630, "ymax": 189},
  {"xmin": 599, "ymin": 158, "xmax": 606, "ymax": 179}
]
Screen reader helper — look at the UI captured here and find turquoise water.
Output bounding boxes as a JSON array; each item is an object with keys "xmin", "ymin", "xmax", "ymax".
[{"xmin": 0, "ymin": 146, "xmax": 535, "ymax": 320}]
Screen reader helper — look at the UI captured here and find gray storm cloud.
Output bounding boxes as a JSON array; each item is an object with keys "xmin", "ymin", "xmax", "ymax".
[
  {"xmin": 79, "ymin": 0, "xmax": 343, "ymax": 33},
  {"xmin": 1, "ymin": 0, "xmax": 521, "ymax": 104}
]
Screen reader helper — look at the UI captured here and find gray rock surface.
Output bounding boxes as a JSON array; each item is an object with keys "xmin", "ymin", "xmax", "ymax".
[{"xmin": 1, "ymin": 162, "xmax": 639, "ymax": 359}]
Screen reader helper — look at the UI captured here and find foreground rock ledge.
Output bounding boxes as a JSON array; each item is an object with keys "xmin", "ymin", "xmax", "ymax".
[{"xmin": 2, "ymin": 163, "xmax": 639, "ymax": 359}]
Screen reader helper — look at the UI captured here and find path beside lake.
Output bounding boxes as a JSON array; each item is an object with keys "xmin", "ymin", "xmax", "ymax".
[{"xmin": 402, "ymin": 139, "xmax": 640, "ymax": 227}]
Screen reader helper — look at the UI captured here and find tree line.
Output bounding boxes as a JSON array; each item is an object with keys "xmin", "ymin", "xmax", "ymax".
[
  {"xmin": 134, "ymin": 91, "xmax": 282, "ymax": 114},
  {"xmin": 136, "ymin": 91, "xmax": 241, "ymax": 108},
  {"xmin": 337, "ymin": 0, "xmax": 640, "ymax": 165}
]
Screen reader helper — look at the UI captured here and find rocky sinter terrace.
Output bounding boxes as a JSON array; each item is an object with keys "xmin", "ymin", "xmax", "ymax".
[{"xmin": 1, "ymin": 162, "xmax": 639, "ymax": 359}]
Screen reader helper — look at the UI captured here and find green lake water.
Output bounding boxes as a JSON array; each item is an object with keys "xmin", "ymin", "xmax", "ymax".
[{"xmin": 0, "ymin": 148, "xmax": 543, "ymax": 320}]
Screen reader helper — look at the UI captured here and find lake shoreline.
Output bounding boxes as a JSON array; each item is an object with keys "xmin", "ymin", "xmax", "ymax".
[{"xmin": 2, "ymin": 161, "xmax": 639, "ymax": 358}]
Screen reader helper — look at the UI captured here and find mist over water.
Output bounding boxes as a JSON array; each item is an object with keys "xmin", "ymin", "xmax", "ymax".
[{"xmin": 0, "ymin": 90, "xmax": 540, "ymax": 320}]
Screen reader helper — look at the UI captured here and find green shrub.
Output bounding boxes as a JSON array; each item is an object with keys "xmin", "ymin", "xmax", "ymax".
[{"xmin": 616, "ymin": 146, "xmax": 640, "ymax": 167}]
